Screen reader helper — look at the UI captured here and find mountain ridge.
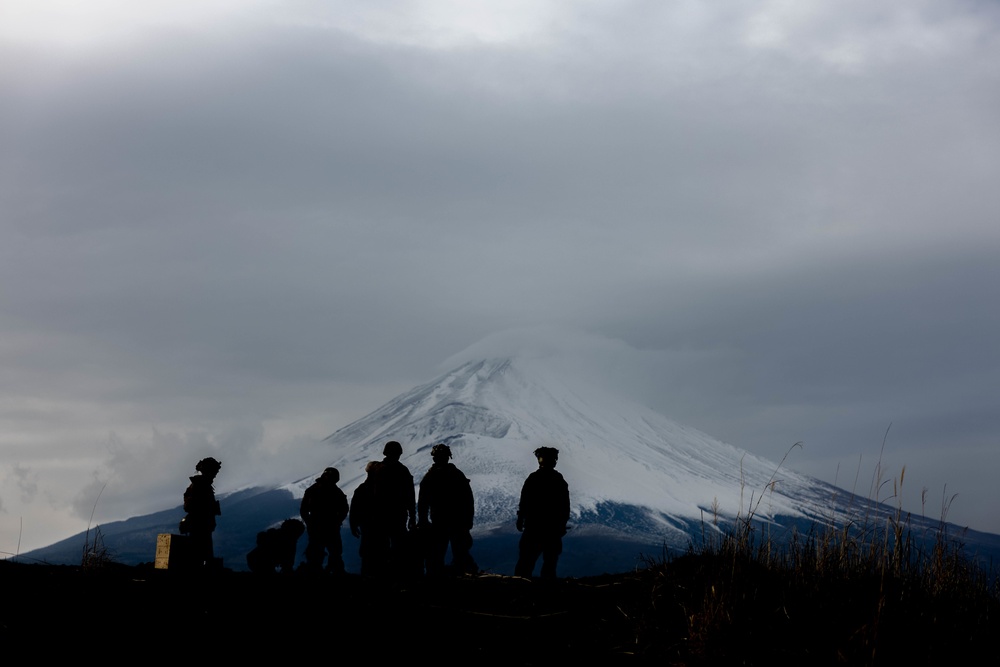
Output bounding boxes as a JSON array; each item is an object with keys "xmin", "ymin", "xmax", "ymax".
[
  {"xmin": 20, "ymin": 354, "xmax": 1000, "ymax": 574},
  {"xmin": 302, "ymin": 356, "xmax": 843, "ymax": 535}
]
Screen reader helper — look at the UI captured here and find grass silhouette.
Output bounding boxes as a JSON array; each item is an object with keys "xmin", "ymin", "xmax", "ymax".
[
  {"xmin": 633, "ymin": 441, "xmax": 999, "ymax": 663},
  {"xmin": 3, "ymin": 445, "xmax": 996, "ymax": 663}
]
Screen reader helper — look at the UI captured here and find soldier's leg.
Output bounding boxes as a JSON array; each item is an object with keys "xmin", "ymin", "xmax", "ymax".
[
  {"xmin": 361, "ymin": 529, "xmax": 390, "ymax": 576},
  {"xmin": 514, "ymin": 531, "xmax": 543, "ymax": 577},
  {"xmin": 190, "ymin": 530, "xmax": 214, "ymax": 568},
  {"xmin": 539, "ymin": 532, "xmax": 562, "ymax": 579},
  {"xmin": 450, "ymin": 529, "xmax": 476, "ymax": 574},
  {"xmin": 326, "ymin": 529, "xmax": 345, "ymax": 574},
  {"xmin": 424, "ymin": 524, "xmax": 448, "ymax": 576},
  {"xmin": 303, "ymin": 527, "xmax": 325, "ymax": 572}
]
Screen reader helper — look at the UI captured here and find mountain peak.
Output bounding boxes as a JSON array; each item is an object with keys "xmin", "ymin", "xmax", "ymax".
[
  {"xmin": 313, "ymin": 352, "xmax": 832, "ymax": 543},
  {"xmin": 30, "ymin": 337, "xmax": 995, "ymax": 575},
  {"xmin": 439, "ymin": 326, "xmax": 631, "ymax": 370}
]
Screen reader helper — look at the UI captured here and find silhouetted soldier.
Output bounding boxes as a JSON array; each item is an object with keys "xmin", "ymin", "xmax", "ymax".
[
  {"xmin": 181, "ymin": 457, "xmax": 222, "ymax": 569},
  {"xmin": 417, "ymin": 443, "xmax": 478, "ymax": 576},
  {"xmin": 299, "ymin": 467, "xmax": 350, "ymax": 574},
  {"xmin": 246, "ymin": 518, "xmax": 304, "ymax": 574},
  {"xmin": 377, "ymin": 440, "xmax": 417, "ymax": 574},
  {"xmin": 350, "ymin": 461, "xmax": 389, "ymax": 575},
  {"xmin": 514, "ymin": 447, "xmax": 570, "ymax": 579}
]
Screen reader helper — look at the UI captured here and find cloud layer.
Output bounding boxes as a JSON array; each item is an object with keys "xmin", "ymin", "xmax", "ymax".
[{"xmin": 2, "ymin": 1, "xmax": 999, "ymax": 553}]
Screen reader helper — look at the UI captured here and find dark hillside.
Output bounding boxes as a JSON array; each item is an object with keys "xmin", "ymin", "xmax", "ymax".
[
  {"xmin": 3, "ymin": 552, "xmax": 997, "ymax": 664},
  {"xmin": 2, "ymin": 561, "xmax": 643, "ymax": 662}
]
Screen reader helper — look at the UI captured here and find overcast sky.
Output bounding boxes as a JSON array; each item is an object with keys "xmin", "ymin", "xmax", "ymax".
[{"xmin": 2, "ymin": 1, "xmax": 999, "ymax": 555}]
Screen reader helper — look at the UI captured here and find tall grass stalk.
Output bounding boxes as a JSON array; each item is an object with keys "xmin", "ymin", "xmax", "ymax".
[
  {"xmin": 642, "ymin": 439, "xmax": 998, "ymax": 664},
  {"xmin": 81, "ymin": 481, "xmax": 115, "ymax": 569}
]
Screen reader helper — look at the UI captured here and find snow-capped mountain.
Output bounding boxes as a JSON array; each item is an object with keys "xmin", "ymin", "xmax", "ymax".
[
  {"xmin": 287, "ymin": 356, "xmax": 846, "ymax": 545},
  {"xmin": 24, "ymin": 352, "xmax": 1000, "ymax": 574}
]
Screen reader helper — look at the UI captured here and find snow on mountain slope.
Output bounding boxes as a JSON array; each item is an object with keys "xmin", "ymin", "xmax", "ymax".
[
  {"xmin": 283, "ymin": 357, "xmax": 845, "ymax": 541},
  {"xmin": 30, "ymin": 347, "xmax": 997, "ymax": 573}
]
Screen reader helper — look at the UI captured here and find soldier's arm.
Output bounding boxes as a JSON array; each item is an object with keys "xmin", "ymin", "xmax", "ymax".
[
  {"xmin": 417, "ymin": 478, "xmax": 429, "ymax": 526},
  {"xmin": 330, "ymin": 489, "xmax": 346, "ymax": 525},
  {"xmin": 516, "ymin": 478, "xmax": 530, "ymax": 532},
  {"xmin": 463, "ymin": 479, "xmax": 475, "ymax": 530},
  {"xmin": 560, "ymin": 479, "xmax": 571, "ymax": 525},
  {"xmin": 299, "ymin": 490, "xmax": 311, "ymax": 522}
]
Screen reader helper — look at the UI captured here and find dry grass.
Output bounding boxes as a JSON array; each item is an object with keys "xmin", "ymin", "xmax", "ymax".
[
  {"xmin": 81, "ymin": 524, "xmax": 117, "ymax": 570},
  {"xmin": 635, "ymin": 442, "xmax": 1000, "ymax": 664},
  {"xmin": 80, "ymin": 481, "xmax": 117, "ymax": 569}
]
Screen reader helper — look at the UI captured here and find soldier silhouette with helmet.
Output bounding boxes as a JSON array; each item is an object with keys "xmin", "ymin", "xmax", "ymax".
[
  {"xmin": 299, "ymin": 467, "xmax": 350, "ymax": 574},
  {"xmin": 180, "ymin": 457, "xmax": 222, "ymax": 569},
  {"xmin": 350, "ymin": 461, "xmax": 389, "ymax": 575},
  {"xmin": 417, "ymin": 443, "xmax": 478, "ymax": 576},
  {"xmin": 514, "ymin": 447, "xmax": 570, "ymax": 579},
  {"xmin": 376, "ymin": 441, "xmax": 418, "ymax": 575}
]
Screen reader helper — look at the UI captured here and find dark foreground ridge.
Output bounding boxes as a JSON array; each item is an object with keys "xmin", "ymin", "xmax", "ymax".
[{"xmin": 4, "ymin": 553, "xmax": 998, "ymax": 664}]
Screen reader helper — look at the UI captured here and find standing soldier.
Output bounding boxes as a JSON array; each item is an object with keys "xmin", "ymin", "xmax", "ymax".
[
  {"xmin": 514, "ymin": 447, "xmax": 570, "ymax": 579},
  {"xmin": 181, "ymin": 457, "xmax": 222, "ymax": 569},
  {"xmin": 350, "ymin": 461, "xmax": 388, "ymax": 575},
  {"xmin": 377, "ymin": 440, "xmax": 417, "ymax": 574},
  {"xmin": 299, "ymin": 467, "xmax": 349, "ymax": 574},
  {"xmin": 417, "ymin": 444, "xmax": 477, "ymax": 576}
]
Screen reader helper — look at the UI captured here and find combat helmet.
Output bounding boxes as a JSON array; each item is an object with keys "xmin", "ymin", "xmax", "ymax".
[
  {"xmin": 533, "ymin": 447, "xmax": 559, "ymax": 466},
  {"xmin": 196, "ymin": 457, "xmax": 222, "ymax": 475},
  {"xmin": 431, "ymin": 443, "xmax": 452, "ymax": 460}
]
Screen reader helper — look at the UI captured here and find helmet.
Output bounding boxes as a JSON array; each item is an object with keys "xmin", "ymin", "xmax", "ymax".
[
  {"xmin": 533, "ymin": 447, "xmax": 559, "ymax": 464},
  {"xmin": 431, "ymin": 443, "xmax": 452, "ymax": 459},
  {"xmin": 196, "ymin": 457, "xmax": 222, "ymax": 474},
  {"xmin": 320, "ymin": 467, "xmax": 340, "ymax": 483},
  {"xmin": 383, "ymin": 440, "xmax": 403, "ymax": 458}
]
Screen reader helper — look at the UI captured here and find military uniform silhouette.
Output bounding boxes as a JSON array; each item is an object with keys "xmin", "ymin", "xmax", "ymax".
[
  {"xmin": 350, "ymin": 461, "xmax": 389, "ymax": 575},
  {"xmin": 181, "ymin": 457, "xmax": 222, "ymax": 569},
  {"xmin": 418, "ymin": 443, "xmax": 477, "ymax": 576},
  {"xmin": 300, "ymin": 467, "xmax": 350, "ymax": 574},
  {"xmin": 246, "ymin": 518, "xmax": 304, "ymax": 574},
  {"xmin": 376, "ymin": 441, "xmax": 417, "ymax": 575},
  {"xmin": 514, "ymin": 447, "xmax": 569, "ymax": 579}
]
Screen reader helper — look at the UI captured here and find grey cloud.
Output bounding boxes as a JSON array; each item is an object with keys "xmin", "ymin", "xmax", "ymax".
[
  {"xmin": 14, "ymin": 465, "xmax": 39, "ymax": 503},
  {"xmin": 1, "ymin": 2, "xmax": 999, "ymax": 550},
  {"xmin": 71, "ymin": 423, "xmax": 340, "ymax": 524}
]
